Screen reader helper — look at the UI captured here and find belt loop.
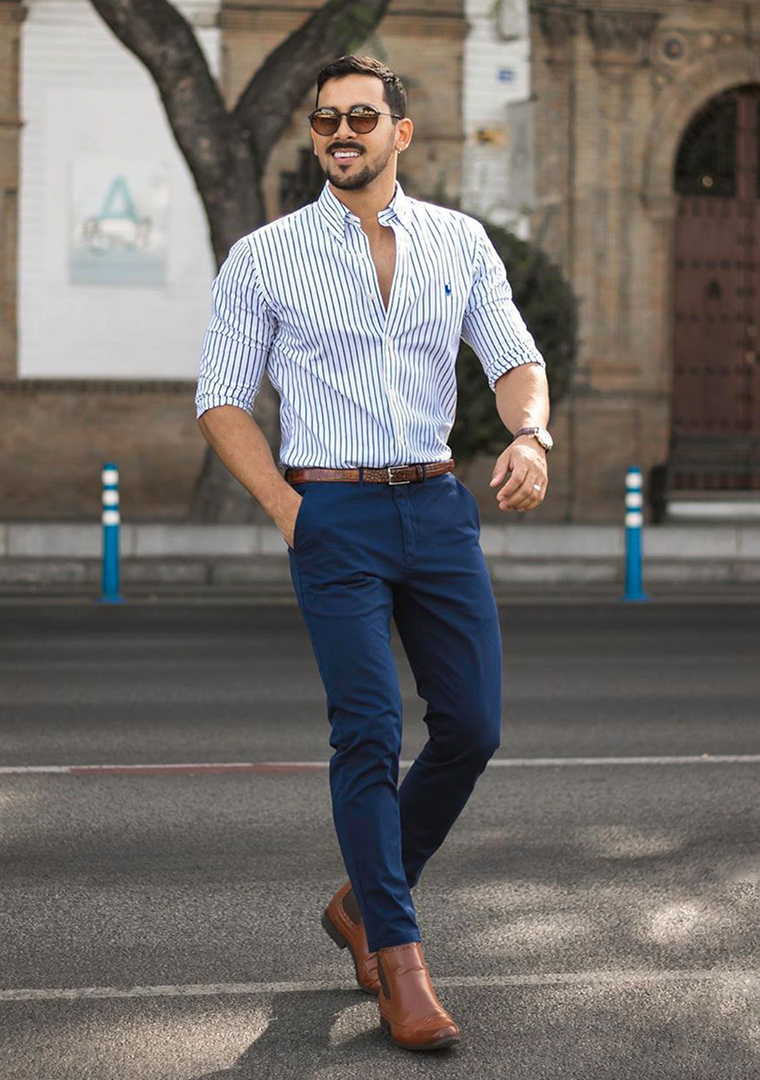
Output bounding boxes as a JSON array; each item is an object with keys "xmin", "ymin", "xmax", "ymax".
[
  {"xmin": 358, "ymin": 465, "xmax": 364, "ymax": 487},
  {"xmin": 421, "ymin": 463, "xmax": 427, "ymax": 482}
]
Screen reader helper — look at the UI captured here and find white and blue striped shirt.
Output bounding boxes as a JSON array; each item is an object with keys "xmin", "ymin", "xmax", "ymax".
[{"xmin": 195, "ymin": 179, "xmax": 546, "ymax": 468}]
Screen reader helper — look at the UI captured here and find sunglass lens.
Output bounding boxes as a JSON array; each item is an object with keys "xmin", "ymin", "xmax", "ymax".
[
  {"xmin": 312, "ymin": 112, "xmax": 339, "ymax": 135},
  {"xmin": 348, "ymin": 109, "xmax": 378, "ymax": 133}
]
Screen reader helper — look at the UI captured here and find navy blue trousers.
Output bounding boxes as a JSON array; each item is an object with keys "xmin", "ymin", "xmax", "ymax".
[{"xmin": 287, "ymin": 468, "xmax": 503, "ymax": 952}]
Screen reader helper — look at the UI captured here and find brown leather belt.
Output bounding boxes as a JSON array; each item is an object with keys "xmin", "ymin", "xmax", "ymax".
[{"xmin": 284, "ymin": 459, "xmax": 455, "ymax": 485}]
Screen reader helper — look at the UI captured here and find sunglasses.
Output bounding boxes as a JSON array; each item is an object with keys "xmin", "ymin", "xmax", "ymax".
[{"xmin": 308, "ymin": 104, "xmax": 402, "ymax": 137}]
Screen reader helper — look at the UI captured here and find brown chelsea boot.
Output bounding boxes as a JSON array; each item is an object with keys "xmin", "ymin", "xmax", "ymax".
[
  {"xmin": 376, "ymin": 941, "xmax": 461, "ymax": 1051},
  {"xmin": 321, "ymin": 880, "xmax": 381, "ymax": 995}
]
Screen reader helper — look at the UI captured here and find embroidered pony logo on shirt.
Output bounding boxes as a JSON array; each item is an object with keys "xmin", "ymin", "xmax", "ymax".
[{"xmin": 445, "ymin": 283, "xmax": 452, "ymax": 296}]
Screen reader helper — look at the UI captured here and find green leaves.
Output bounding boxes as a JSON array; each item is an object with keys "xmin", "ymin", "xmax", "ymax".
[{"xmin": 450, "ymin": 217, "xmax": 578, "ymax": 464}]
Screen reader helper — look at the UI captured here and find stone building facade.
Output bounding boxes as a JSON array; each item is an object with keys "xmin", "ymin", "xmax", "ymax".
[
  {"xmin": 2, "ymin": 0, "xmax": 219, "ymax": 521},
  {"xmin": 0, "ymin": 0, "xmax": 467, "ymax": 522},
  {"xmin": 5, "ymin": 0, "xmax": 757, "ymax": 523},
  {"xmin": 529, "ymin": 0, "xmax": 760, "ymax": 521},
  {"xmin": 0, "ymin": 0, "xmax": 25, "ymax": 380}
]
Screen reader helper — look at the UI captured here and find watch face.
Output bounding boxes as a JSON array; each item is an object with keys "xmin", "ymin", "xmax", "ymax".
[{"xmin": 536, "ymin": 428, "xmax": 553, "ymax": 451}]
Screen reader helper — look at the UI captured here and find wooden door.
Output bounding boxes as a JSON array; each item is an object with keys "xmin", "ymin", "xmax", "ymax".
[{"xmin": 671, "ymin": 86, "xmax": 760, "ymax": 490}]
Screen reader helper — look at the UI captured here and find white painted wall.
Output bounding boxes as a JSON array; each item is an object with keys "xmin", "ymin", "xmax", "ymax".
[
  {"xmin": 18, "ymin": 0, "xmax": 221, "ymax": 379},
  {"xmin": 461, "ymin": 0, "xmax": 533, "ymax": 235}
]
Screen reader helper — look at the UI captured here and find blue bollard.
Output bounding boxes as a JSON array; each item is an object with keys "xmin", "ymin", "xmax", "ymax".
[
  {"xmin": 97, "ymin": 461, "xmax": 126, "ymax": 605},
  {"xmin": 622, "ymin": 466, "xmax": 650, "ymax": 602}
]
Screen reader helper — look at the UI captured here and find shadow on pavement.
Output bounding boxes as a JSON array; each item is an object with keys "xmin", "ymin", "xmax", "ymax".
[{"xmin": 190, "ymin": 987, "xmax": 460, "ymax": 1079}]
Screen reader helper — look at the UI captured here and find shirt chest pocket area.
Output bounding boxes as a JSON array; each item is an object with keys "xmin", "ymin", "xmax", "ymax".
[{"xmin": 405, "ymin": 272, "xmax": 467, "ymax": 337}]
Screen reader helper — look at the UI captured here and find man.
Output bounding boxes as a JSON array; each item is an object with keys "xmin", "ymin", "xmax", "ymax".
[{"xmin": 195, "ymin": 54, "xmax": 552, "ymax": 1052}]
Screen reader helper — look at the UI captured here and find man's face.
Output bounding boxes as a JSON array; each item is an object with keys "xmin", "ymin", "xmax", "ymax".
[{"xmin": 311, "ymin": 73, "xmax": 411, "ymax": 192}]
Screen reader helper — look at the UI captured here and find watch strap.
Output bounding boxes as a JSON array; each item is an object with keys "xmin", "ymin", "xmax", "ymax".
[{"xmin": 513, "ymin": 426, "xmax": 552, "ymax": 452}]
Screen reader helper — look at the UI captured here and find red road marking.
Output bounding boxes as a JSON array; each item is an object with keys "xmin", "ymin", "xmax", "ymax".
[{"xmin": 67, "ymin": 763, "xmax": 327, "ymax": 776}]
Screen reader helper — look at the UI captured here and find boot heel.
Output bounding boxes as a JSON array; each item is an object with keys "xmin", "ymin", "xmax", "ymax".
[{"xmin": 321, "ymin": 908, "xmax": 348, "ymax": 949}]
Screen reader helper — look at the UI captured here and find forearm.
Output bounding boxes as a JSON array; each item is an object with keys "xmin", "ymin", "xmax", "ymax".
[
  {"xmin": 197, "ymin": 405, "xmax": 293, "ymax": 521},
  {"xmin": 493, "ymin": 363, "xmax": 550, "ymax": 436}
]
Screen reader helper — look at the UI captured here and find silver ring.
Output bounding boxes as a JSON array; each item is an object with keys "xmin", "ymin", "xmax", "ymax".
[{"xmin": 533, "ymin": 483, "xmax": 542, "ymax": 491}]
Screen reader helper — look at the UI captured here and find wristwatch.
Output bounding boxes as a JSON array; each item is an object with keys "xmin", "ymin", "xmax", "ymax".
[{"xmin": 513, "ymin": 426, "xmax": 553, "ymax": 453}]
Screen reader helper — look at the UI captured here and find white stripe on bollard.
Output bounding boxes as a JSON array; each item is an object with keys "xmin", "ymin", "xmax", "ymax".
[
  {"xmin": 623, "ymin": 466, "xmax": 648, "ymax": 601},
  {"xmin": 99, "ymin": 461, "xmax": 124, "ymax": 604}
]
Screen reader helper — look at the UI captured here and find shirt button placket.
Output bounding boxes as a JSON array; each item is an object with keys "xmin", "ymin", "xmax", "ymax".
[
  {"xmin": 384, "ymin": 228, "xmax": 409, "ymax": 463},
  {"xmin": 353, "ymin": 216, "xmax": 408, "ymax": 464},
  {"xmin": 387, "ymin": 344, "xmax": 412, "ymax": 466}
]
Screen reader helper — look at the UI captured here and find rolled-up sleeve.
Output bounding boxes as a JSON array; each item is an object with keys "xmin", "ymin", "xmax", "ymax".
[
  {"xmin": 195, "ymin": 237, "xmax": 277, "ymax": 419},
  {"xmin": 460, "ymin": 222, "xmax": 546, "ymax": 392}
]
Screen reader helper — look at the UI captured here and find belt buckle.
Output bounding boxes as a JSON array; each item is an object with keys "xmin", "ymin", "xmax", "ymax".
[{"xmin": 387, "ymin": 465, "xmax": 411, "ymax": 485}]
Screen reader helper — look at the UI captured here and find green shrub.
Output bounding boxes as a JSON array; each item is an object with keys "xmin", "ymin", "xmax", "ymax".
[{"xmin": 451, "ymin": 217, "xmax": 578, "ymax": 463}]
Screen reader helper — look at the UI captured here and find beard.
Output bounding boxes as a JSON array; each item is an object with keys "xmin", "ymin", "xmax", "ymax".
[{"xmin": 322, "ymin": 140, "xmax": 396, "ymax": 191}]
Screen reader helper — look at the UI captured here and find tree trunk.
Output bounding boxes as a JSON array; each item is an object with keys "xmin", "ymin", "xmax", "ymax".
[{"xmin": 87, "ymin": 0, "xmax": 393, "ymax": 520}]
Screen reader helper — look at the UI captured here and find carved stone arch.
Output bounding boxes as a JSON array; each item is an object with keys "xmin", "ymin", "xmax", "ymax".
[{"xmin": 641, "ymin": 48, "xmax": 760, "ymax": 218}]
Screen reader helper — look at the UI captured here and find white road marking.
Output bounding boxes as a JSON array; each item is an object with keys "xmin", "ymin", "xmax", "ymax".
[
  {"xmin": 1, "ymin": 968, "xmax": 759, "ymax": 1003},
  {"xmin": 0, "ymin": 755, "xmax": 759, "ymax": 776}
]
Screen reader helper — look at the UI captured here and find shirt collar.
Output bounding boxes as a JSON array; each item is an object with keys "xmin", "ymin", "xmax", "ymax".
[{"xmin": 316, "ymin": 179, "xmax": 413, "ymax": 240}]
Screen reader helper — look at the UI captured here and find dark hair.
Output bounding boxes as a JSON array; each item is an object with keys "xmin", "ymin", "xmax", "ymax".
[{"xmin": 315, "ymin": 55, "xmax": 407, "ymax": 120}]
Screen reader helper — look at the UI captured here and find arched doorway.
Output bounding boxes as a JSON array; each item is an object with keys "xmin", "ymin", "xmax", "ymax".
[{"xmin": 670, "ymin": 84, "xmax": 760, "ymax": 492}]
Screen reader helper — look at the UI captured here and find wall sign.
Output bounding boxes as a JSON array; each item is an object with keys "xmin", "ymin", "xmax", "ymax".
[{"xmin": 70, "ymin": 159, "xmax": 169, "ymax": 285}]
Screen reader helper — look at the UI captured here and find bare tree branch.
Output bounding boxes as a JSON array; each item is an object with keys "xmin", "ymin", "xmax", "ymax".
[
  {"xmin": 89, "ymin": 0, "xmax": 232, "ymax": 174},
  {"xmin": 234, "ymin": 0, "xmax": 393, "ymax": 169},
  {"xmin": 86, "ymin": 0, "xmax": 396, "ymax": 519},
  {"xmin": 89, "ymin": 0, "xmax": 264, "ymax": 261}
]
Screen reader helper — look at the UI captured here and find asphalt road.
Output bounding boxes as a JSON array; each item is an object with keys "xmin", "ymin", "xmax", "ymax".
[{"xmin": 1, "ymin": 600, "xmax": 759, "ymax": 1079}]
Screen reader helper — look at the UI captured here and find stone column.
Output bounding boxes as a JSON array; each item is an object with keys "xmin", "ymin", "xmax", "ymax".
[
  {"xmin": 0, "ymin": 0, "xmax": 26, "ymax": 379},
  {"xmin": 532, "ymin": 3, "xmax": 666, "ymax": 520},
  {"xmin": 582, "ymin": 11, "xmax": 660, "ymax": 381},
  {"xmin": 529, "ymin": 3, "xmax": 580, "ymax": 520}
]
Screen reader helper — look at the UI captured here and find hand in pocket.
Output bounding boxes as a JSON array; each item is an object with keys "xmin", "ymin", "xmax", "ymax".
[{"xmin": 286, "ymin": 495, "xmax": 304, "ymax": 550}]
